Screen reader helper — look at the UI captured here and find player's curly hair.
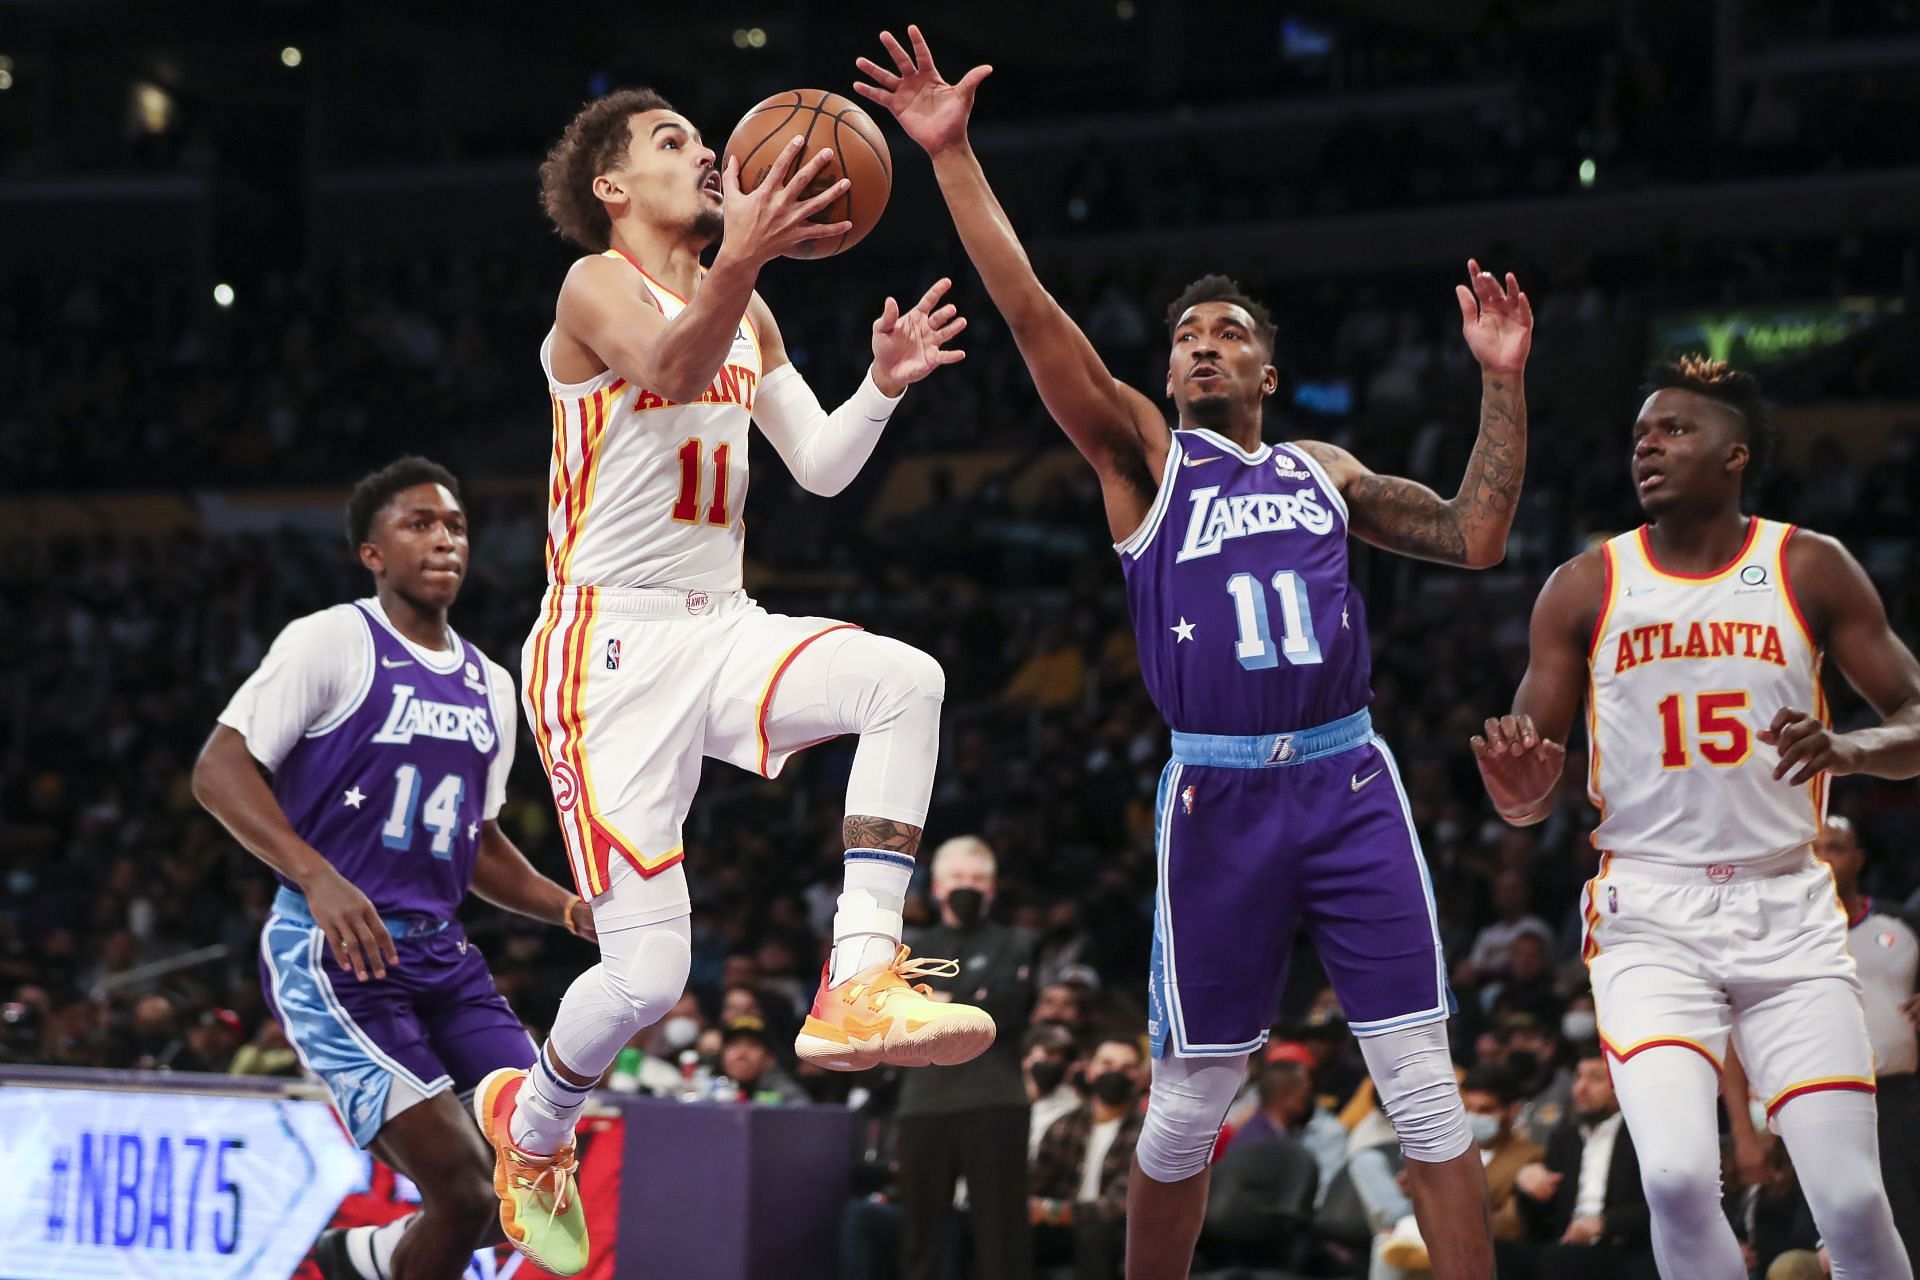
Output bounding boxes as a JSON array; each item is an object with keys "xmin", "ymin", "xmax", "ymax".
[
  {"xmin": 540, "ymin": 88, "xmax": 676, "ymax": 252},
  {"xmin": 1166, "ymin": 275, "xmax": 1278, "ymax": 355},
  {"xmin": 1642, "ymin": 354, "xmax": 1775, "ymax": 493},
  {"xmin": 345, "ymin": 456, "xmax": 463, "ymax": 550}
]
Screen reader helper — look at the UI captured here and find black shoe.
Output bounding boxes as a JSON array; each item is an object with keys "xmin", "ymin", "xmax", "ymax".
[{"xmin": 311, "ymin": 1227, "xmax": 356, "ymax": 1280}]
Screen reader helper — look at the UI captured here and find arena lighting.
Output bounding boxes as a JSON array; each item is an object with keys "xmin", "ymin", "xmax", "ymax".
[
  {"xmin": 1579, "ymin": 157, "xmax": 1598, "ymax": 188},
  {"xmin": 732, "ymin": 29, "xmax": 749, "ymax": 48},
  {"xmin": 747, "ymin": 27, "xmax": 767, "ymax": 48},
  {"xmin": 0, "ymin": 70, "xmax": 11, "ymax": 91},
  {"xmin": 133, "ymin": 82, "xmax": 173, "ymax": 135},
  {"xmin": 1117, "ymin": 0, "xmax": 1136, "ymax": 18},
  {"xmin": 281, "ymin": 46, "xmax": 303, "ymax": 68},
  {"xmin": 213, "ymin": 283, "xmax": 235, "ymax": 308}
]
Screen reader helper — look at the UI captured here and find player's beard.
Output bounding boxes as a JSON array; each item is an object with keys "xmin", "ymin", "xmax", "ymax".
[
  {"xmin": 1182, "ymin": 388, "xmax": 1235, "ymax": 429},
  {"xmin": 692, "ymin": 205, "xmax": 724, "ymax": 242}
]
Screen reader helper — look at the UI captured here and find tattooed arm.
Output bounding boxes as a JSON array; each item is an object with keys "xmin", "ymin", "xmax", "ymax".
[{"xmin": 1298, "ymin": 263, "xmax": 1533, "ymax": 569}]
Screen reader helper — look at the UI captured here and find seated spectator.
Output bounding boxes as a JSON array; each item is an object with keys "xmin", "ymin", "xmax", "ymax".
[
  {"xmin": 1500, "ymin": 1046, "xmax": 1654, "ymax": 1280},
  {"xmin": 1032, "ymin": 981, "xmax": 1085, "ymax": 1036},
  {"xmin": 1228, "ymin": 1050, "xmax": 1349, "ymax": 1196},
  {"xmin": 1024, "ymin": 1023, "xmax": 1083, "ymax": 1159},
  {"xmin": 1481, "ymin": 932, "xmax": 1565, "ymax": 1027},
  {"xmin": 1030, "ymin": 1035, "xmax": 1146, "ymax": 1280},
  {"xmin": 1460, "ymin": 869, "xmax": 1555, "ymax": 984},
  {"xmin": 1739, "ymin": 1137, "xmax": 1821, "ymax": 1280},
  {"xmin": 717, "ymin": 1017, "xmax": 808, "ymax": 1105},
  {"xmin": 157, "ymin": 1006, "xmax": 244, "ymax": 1073}
]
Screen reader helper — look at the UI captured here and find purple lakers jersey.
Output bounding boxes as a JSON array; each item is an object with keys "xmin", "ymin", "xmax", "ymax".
[
  {"xmin": 1118, "ymin": 428, "xmax": 1371, "ymax": 735},
  {"xmin": 271, "ymin": 602, "xmax": 503, "ymax": 919}
]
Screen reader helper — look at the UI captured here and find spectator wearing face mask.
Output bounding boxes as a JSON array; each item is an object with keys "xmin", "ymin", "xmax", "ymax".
[
  {"xmin": 895, "ymin": 836, "xmax": 1038, "ymax": 1280},
  {"xmin": 1030, "ymin": 1035, "xmax": 1147, "ymax": 1280},
  {"xmin": 1024, "ymin": 1023, "xmax": 1083, "ymax": 1159}
]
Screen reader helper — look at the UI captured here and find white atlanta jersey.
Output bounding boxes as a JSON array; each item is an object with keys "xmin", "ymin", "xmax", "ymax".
[
  {"xmin": 541, "ymin": 249, "xmax": 761, "ymax": 590},
  {"xmin": 1587, "ymin": 517, "xmax": 1826, "ymax": 867}
]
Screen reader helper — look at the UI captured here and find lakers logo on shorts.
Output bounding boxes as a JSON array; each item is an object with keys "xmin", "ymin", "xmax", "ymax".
[{"xmin": 550, "ymin": 760, "xmax": 580, "ymax": 812}]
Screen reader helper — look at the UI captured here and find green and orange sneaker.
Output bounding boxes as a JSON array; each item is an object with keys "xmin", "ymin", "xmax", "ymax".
[
  {"xmin": 795, "ymin": 945, "xmax": 997, "ymax": 1071},
  {"xmin": 472, "ymin": 1067, "xmax": 589, "ymax": 1277}
]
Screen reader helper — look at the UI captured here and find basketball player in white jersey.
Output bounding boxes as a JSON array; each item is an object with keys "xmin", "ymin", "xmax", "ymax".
[
  {"xmin": 472, "ymin": 88, "xmax": 992, "ymax": 1273},
  {"xmin": 1474, "ymin": 356, "xmax": 1920, "ymax": 1279}
]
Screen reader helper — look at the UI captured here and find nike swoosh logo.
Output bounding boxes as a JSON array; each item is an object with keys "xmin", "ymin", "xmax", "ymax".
[
  {"xmin": 380, "ymin": 657, "xmax": 413, "ymax": 669},
  {"xmin": 1351, "ymin": 769, "xmax": 1383, "ymax": 792},
  {"xmin": 1182, "ymin": 455, "xmax": 1222, "ymax": 467}
]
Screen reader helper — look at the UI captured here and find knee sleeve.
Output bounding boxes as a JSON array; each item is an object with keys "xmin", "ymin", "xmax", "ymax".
[
  {"xmin": 1358, "ymin": 1022, "xmax": 1472, "ymax": 1163},
  {"xmin": 857, "ymin": 636, "xmax": 945, "ymax": 721},
  {"xmin": 1135, "ymin": 1052, "xmax": 1249, "ymax": 1183},
  {"xmin": 598, "ymin": 919, "xmax": 693, "ymax": 1019}
]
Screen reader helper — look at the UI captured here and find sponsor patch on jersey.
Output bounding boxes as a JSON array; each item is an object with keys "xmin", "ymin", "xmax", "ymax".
[
  {"xmin": 1740, "ymin": 565, "xmax": 1768, "ymax": 587},
  {"xmin": 1273, "ymin": 457, "xmax": 1313, "ymax": 482}
]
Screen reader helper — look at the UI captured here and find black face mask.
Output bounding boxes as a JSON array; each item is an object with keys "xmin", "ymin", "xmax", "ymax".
[
  {"xmin": 1091, "ymin": 1071, "xmax": 1136, "ymax": 1107},
  {"xmin": 1029, "ymin": 1059, "xmax": 1067, "ymax": 1094},
  {"xmin": 945, "ymin": 888, "xmax": 986, "ymax": 929}
]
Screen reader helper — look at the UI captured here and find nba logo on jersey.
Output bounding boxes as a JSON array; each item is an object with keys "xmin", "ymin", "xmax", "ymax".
[{"xmin": 606, "ymin": 638, "xmax": 621, "ymax": 671}]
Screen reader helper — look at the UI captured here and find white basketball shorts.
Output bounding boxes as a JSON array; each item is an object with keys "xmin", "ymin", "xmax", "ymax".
[
  {"xmin": 1581, "ymin": 846, "xmax": 1876, "ymax": 1120},
  {"xmin": 522, "ymin": 585, "xmax": 857, "ymax": 924}
]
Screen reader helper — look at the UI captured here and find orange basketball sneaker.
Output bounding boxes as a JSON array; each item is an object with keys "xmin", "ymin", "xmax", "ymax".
[
  {"xmin": 795, "ymin": 945, "xmax": 997, "ymax": 1071},
  {"xmin": 472, "ymin": 1067, "xmax": 589, "ymax": 1277}
]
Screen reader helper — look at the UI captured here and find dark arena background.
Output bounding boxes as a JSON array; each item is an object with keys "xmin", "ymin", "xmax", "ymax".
[{"xmin": 4, "ymin": 3, "xmax": 1920, "ymax": 1279}]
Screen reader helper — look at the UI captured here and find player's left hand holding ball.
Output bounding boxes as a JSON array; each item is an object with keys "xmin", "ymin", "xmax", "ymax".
[
  {"xmin": 870, "ymin": 276, "xmax": 967, "ymax": 395},
  {"xmin": 1761, "ymin": 706, "xmax": 1863, "ymax": 785}
]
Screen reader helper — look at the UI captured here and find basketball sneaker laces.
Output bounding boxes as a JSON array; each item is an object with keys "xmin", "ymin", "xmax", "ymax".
[
  {"xmin": 844, "ymin": 948, "xmax": 959, "ymax": 1008},
  {"xmin": 507, "ymin": 1143, "xmax": 579, "ymax": 1229}
]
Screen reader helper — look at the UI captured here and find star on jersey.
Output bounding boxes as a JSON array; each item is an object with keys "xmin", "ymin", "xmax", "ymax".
[
  {"xmin": 343, "ymin": 786, "xmax": 367, "ymax": 809},
  {"xmin": 1171, "ymin": 618, "xmax": 1196, "ymax": 643},
  {"xmin": 467, "ymin": 821, "xmax": 479, "ymax": 839},
  {"xmin": 1341, "ymin": 606, "xmax": 1351, "ymax": 629}
]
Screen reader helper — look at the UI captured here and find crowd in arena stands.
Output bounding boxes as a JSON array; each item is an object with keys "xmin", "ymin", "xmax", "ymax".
[{"xmin": 6, "ymin": 230, "xmax": 1920, "ymax": 1278}]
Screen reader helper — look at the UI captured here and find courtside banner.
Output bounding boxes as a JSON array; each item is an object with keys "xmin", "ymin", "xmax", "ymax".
[{"xmin": 3, "ymin": 1085, "xmax": 364, "ymax": 1280}]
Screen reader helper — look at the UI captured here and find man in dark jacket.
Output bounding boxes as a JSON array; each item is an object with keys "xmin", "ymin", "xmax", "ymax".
[
  {"xmin": 1030, "ymin": 1035, "xmax": 1147, "ymax": 1280},
  {"xmin": 1501, "ymin": 1046, "xmax": 1655, "ymax": 1280},
  {"xmin": 896, "ymin": 836, "xmax": 1037, "ymax": 1280}
]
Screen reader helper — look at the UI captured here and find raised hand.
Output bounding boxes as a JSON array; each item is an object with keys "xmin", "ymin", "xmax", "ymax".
[
  {"xmin": 870, "ymin": 277, "xmax": 967, "ymax": 394},
  {"xmin": 854, "ymin": 25, "xmax": 992, "ymax": 157},
  {"xmin": 1456, "ymin": 259, "xmax": 1533, "ymax": 376},
  {"xmin": 717, "ymin": 135, "xmax": 853, "ymax": 268},
  {"xmin": 1471, "ymin": 713, "xmax": 1566, "ymax": 822},
  {"xmin": 1759, "ymin": 705, "xmax": 1862, "ymax": 785}
]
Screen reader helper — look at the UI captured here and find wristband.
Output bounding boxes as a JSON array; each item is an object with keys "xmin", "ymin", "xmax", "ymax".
[{"xmin": 562, "ymin": 894, "xmax": 585, "ymax": 935}]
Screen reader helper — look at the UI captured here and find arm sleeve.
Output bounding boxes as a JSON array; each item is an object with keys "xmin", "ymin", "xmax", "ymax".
[
  {"xmin": 216, "ymin": 608, "xmax": 368, "ymax": 770},
  {"xmin": 750, "ymin": 362, "xmax": 904, "ymax": 497},
  {"xmin": 482, "ymin": 659, "xmax": 518, "ymax": 820}
]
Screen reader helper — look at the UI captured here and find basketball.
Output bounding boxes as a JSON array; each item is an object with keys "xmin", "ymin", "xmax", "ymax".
[{"xmin": 723, "ymin": 88, "xmax": 892, "ymax": 259}]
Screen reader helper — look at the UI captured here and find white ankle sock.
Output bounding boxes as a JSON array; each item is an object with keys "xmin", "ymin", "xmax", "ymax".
[
  {"xmin": 510, "ymin": 1044, "xmax": 594, "ymax": 1156},
  {"xmin": 344, "ymin": 1215, "xmax": 411, "ymax": 1280},
  {"xmin": 829, "ymin": 848, "xmax": 914, "ymax": 985}
]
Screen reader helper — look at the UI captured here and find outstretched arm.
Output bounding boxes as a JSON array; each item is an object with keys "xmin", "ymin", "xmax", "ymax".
[
  {"xmin": 1765, "ymin": 530, "xmax": 1920, "ymax": 782},
  {"xmin": 1297, "ymin": 264, "xmax": 1532, "ymax": 568},
  {"xmin": 857, "ymin": 26, "xmax": 1168, "ymax": 539},
  {"xmin": 1472, "ymin": 550, "xmax": 1604, "ymax": 824}
]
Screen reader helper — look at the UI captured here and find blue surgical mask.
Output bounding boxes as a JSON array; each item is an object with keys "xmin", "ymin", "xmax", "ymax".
[{"xmin": 1468, "ymin": 1113, "xmax": 1503, "ymax": 1145}]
